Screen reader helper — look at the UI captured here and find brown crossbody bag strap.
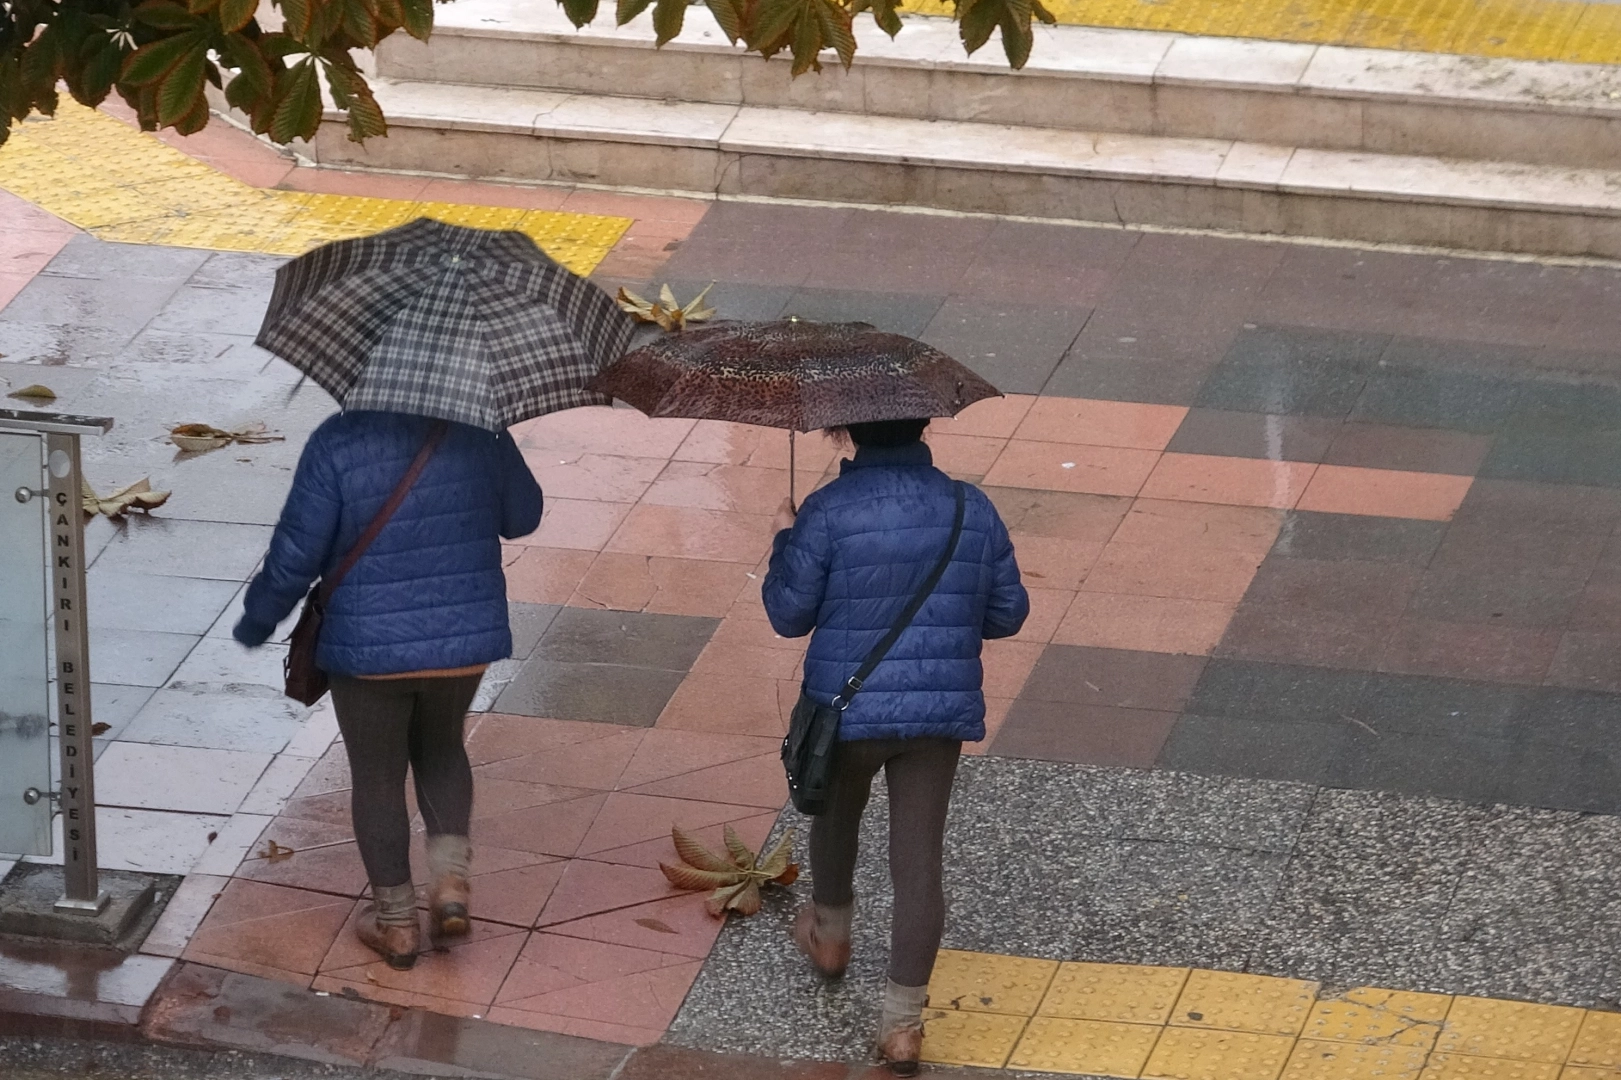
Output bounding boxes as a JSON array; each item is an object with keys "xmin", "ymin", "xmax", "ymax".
[{"xmin": 283, "ymin": 420, "xmax": 449, "ymax": 705}]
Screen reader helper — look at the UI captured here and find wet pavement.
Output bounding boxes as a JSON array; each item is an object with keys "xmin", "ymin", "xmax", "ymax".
[{"xmin": 6, "ymin": 101, "xmax": 1621, "ymax": 1078}]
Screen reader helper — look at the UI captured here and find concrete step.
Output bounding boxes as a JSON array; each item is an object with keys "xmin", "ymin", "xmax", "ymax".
[
  {"xmin": 374, "ymin": 0, "xmax": 1621, "ymax": 171},
  {"xmin": 310, "ymin": 79, "xmax": 1621, "ymax": 259}
]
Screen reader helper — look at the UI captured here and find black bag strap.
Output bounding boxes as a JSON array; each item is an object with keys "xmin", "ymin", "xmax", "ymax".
[
  {"xmin": 317, "ymin": 420, "xmax": 448, "ymax": 605},
  {"xmin": 832, "ymin": 481, "xmax": 966, "ymax": 710}
]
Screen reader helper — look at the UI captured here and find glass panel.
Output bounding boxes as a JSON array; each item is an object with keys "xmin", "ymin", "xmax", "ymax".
[{"xmin": 0, "ymin": 431, "xmax": 51, "ymax": 856}]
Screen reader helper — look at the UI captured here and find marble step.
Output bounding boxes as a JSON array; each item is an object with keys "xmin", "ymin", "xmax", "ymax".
[
  {"xmin": 311, "ymin": 80, "xmax": 1621, "ymax": 259},
  {"xmin": 374, "ymin": 0, "xmax": 1621, "ymax": 170}
]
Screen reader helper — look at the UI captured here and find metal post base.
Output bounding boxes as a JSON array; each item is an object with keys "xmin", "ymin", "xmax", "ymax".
[{"xmin": 54, "ymin": 891, "xmax": 110, "ymax": 916}]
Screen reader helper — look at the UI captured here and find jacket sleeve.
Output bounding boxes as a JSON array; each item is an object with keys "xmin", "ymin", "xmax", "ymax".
[
  {"xmin": 762, "ymin": 499, "xmax": 831, "ymax": 639},
  {"xmin": 234, "ymin": 434, "xmax": 343, "ymax": 647},
  {"xmin": 981, "ymin": 507, "xmax": 1029, "ymax": 640},
  {"xmin": 497, "ymin": 431, "xmax": 543, "ymax": 540}
]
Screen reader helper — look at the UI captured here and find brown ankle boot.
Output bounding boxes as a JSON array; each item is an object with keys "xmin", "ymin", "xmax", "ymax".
[
  {"xmin": 876, "ymin": 1025, "xmax": 923, "ymax": 1077},
  {"xmin": 877, "ymin": 980, "xmax": 928, "ymax": 1076},
  {"xmin": 425, "ymin": 835, "xmax": 472, "ymax": 938},
  {"xmin": 791, "ymin": 903, "xmax": 852, "ymax": 979},
  {"xmin": 358, "ymin": 883, "xmax": 419, "ymax": 970}
]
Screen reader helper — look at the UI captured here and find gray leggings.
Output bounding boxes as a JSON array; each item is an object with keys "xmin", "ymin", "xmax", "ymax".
[
  {"xmin": 809, "ymin": 737, "xmax": 962, "ymax": 987},
  {"xmin": 328, "ymin": 674, "xmax": 482, "ymax": 889}
]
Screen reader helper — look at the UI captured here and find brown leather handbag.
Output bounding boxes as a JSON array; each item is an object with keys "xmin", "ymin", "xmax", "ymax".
[{"xmin": 284, "ymin": 421, "xmax": 449, "ymax": 705}]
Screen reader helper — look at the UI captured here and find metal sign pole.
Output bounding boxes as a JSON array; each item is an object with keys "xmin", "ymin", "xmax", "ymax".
[{"xmin": 44, "ymin": 431, "xmax": 105, "ymax": 914}]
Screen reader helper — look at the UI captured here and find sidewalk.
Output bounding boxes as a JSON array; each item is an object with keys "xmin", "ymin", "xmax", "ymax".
[{"xmin": 5, "ymin": 95, "xmax": 1621, "ymax": 1080}]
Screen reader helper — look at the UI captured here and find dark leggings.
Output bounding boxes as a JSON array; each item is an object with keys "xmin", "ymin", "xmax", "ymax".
[
  {"xmin": 810, "ymin": 737, "xmax": 962, "ymax": 987},
  {"xmin": 328, "ymin": 674, "xmax": 482, "ymax": 889}
]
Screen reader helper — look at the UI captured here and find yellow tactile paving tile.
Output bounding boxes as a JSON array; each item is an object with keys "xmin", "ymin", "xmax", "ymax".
[
  {"xmin": 926, "ymin": 949, "xmax": 1058, "ymax": 1015},
  {"xmin": 0, "ymin": 101, "xmax": 631, "ymax": 276},
  {"xmin": 1421, "ymin": 1054, "xmax": 1563, "ymax": 1080},
  {"xmin": 1283, "ymin": 1040, "xmax": 1430, "ymax": 1080},
  {"xmin": 1143, "ymin": 1026, "xmax": 1297, "ymax": 1080},
  {"xmin": 1039, "ymin": 961, "xmax": 1190, "ymax": 1025},
  {"xmin": 1571, "ymin": 1012, "xmax": 1621, "ymax": 1069},
  {"xmin": 1302, "ymin": 988, "xmax": 1453, "ymax": 1049},
  {"xmin": 905, "ymin": 0, "xmax": 1621, "ymax": 66},
  {"xmin": 1436, "ymin": 998, "xmax": 1587, "ymax": 1064},
  {"xmin": 917, "ymin": 1007, "xmax": 1029, "ymax": 1068},
  {"xmin": 1565, "ymin": 1067, "xmax": 1621, "ymax": 1080},
  {"xmin": 1170, "ymin": 969, "xmax": 1320, "ymax": 1038},
  {"xmin": 1010, "ymin": 1015, "xmax": 1162, "ymax": 1075}
]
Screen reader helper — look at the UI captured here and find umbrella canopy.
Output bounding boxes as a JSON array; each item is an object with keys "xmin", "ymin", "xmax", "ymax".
[
  {"xmin": 585, "ymin": 319, "xmax": 1000, "ymax": 432},
  {"xmin": 256, "ymin": 218, "xmax": 635, "ymax": 431}
]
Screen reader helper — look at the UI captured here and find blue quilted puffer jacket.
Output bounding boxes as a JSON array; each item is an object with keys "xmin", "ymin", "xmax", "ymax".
[
  {"xmin": 234, "ymin": 410, "xmax": 543, "ymax": 676},
  {"xmin": 763, "ymin": 441, "xmax": 1029, "ymax": 742}
]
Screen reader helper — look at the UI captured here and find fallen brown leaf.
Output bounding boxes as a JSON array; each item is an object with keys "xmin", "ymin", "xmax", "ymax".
[
  {"xmin": 82, "ymin": 478, "xmax": 170, "ymax": 518},
  {"xmin": 659, "ymin": 824, "xmax": 797, "ymax": 919},
  {"xmin": 8, "ymin": 384, "xmax": 56, "ymax": 403},
  {"xmin": 634, "ymin": 917, "xmax": 678, "ymax": 934},
  {"xmin": 616, "ymin": 283, "xmax": 716, "ymax": 332},
  {"xmin": 259, "ymin": 840, "xmax": 295, "ymax": 863},
  {"xmin": 170, "ymin": 421, "xmax": 284, "ymax": 453}
]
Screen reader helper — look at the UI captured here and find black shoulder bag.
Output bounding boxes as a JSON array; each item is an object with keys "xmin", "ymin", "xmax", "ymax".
[{"xmin": 781, "ymin": 482, "xmax": 966, "ymax": 815}]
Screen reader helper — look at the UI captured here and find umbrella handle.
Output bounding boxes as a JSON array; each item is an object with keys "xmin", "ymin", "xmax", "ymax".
[{"xmin": 789, "ymin": 430, "xmax": 796, "ymax": 513}]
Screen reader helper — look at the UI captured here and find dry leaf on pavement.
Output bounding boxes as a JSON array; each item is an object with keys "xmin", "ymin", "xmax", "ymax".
[
  {"xmin": 81, "ymin": 478, "xmax": 171, "ymax": 518},
  {"xmin": 170, "ymin": 421, "xmax": 284, "ymax": 453},
  {"xmin": 7, "ymin": 384, "xmax": 57, "ymax": 402},
  {"xmin": 660, "ymin": 824, "xmax": 797, "ymax": 918},
  {"xmin": 259, "ymin": 840, "xmax": 296, "ymax": 863},
  {"xmin": 617, "ymin": 283, "xmax": 716, "ymax": 332}
]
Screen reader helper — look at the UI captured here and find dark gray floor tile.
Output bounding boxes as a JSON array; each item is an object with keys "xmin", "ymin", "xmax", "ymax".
[
  {"xmin": 659, "ymin": 280, "xmax": 794, "ymax": 322},
  {"xmin": 492, "ymin": 660, "xmax": 687, "ymax": 726},
  {"xmin": 121, "ymin": 685, "xmax": 307, "ymax": 754},
  {"xmin": 1406, "ymin": 566, "xmax": 1587, "ymax": 628},
  {"xmin": 1194, "ymin": 326, "xmax": 1388, "ymax": 417},
  {"xmin": 1165, "ymin": 409, "xmax": 1340, "ymax": 462},
  {"xmin": 533, "ymin": 608, "xmax": 717, "ymax": 670},
  {"xmin": 1379, "ymin": 334, "xmax": 1543, "ymax": 375},
  {"xmin": 1270, "ymin": 511, "xmax": 1445, "ymax": 565},
  {"xmin": 1351, "ymin": 365, "xmax": 1524, "ymax": 433},
  {"xmin": 1510, "ymin": 380, "xmax": 1621, "ymax": 432},
  {"xmin": 508, "ymin": 602, "xmax": 561, "ymax": 660},
  {"xmin": 1042, "ymin": 355, "xmax": 1212, "ymax": 405},
  {"xmin": 1321, "ymin": 422, "xmax": 1492, "ymax": 476},
  {"xmin": 1355, "ymin": 671, "xmax": 1531, "ymax": 741},
  {"xmin": 991, "ymin": 700, "xmax": 1177, "ymax": 768},
  {"xmin": 86, "ymin": 628, "xmax": 199, "ymax": 688},
  {"xmin": 86, "ymin": 572, "xmax": 240, "ymax": 636},
  {"xmin": 778, "ymin": 288, "xmax": 944, "ymax": 338},
  {"xmin": 88, "ymin": 519, "xmax": 273, "ymax": 580},
  {"xmin": 1185, "ymin": 659, "xmax": 1368, "ymax": 726},
  {"xmin": 1322, "ymin": 726, "xmax": 1530, "ymax": 806},
  {"xmin": 1241, "ymin": 557, "xmax": 1421, "ymax": 616},
  {"xmin": 920, "ymin": 300, "xmax": 1087, "ymax": 395},
  {"xmin": 1452, "ymin": 478, "xmax": 1621, "ymax": 534},
  {"xmin": 1157, "ymin": 714, "xmax": 1349, "ymax": 786},
  {"xmin": 37, "ymin": 236, "xmax": 211, "ymax": 282},
  {"xmin": 146, "ymin": 283, "xmax": 275, "ymax": 337},
  {"xmin": 1019, "ymin": 645, "xmax": 1207, "ymax": 711},
  {"xmin": 1428, "ymin": 523, "xmax": 1606, "ymax": 573},
  {"xmin": 1478, "ymin": 429, "xmax": 1621, "ymax": 488}
]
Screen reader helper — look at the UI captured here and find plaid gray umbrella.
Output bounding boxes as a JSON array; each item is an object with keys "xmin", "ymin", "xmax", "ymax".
[{"xmin": 255, "ymin": 218, "xmax": 634, "ymax": 431}]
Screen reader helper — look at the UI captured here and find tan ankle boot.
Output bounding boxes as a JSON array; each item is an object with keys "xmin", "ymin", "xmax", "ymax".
[
  {"xmin": 877, "ymin": 980, "xmax": 928, "ymax": 1077},
  {"xmin": 358, "ymin": 883, "xmax": 419, "ymax": 970},
  {"xmin": 791, "ymin": 902, "xmax": 852, "ymax": 979},
  {"xmin": 426, "ymin": 835, "xmax": 472, "ymax": 938}
]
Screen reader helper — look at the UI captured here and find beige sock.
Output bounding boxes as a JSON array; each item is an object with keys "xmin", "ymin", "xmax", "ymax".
[
  {"xmin": 815, "ymin": 902, "xmax": 854, "ymax": 942},
  {"xmin": 425, "ymin": 834, "xmax": 472, "ymax": 880},
  {"xmin": 371, "ymin": 882, "xmax": 418, "ymax": 928},
  {"xmin": 880, "ymin": 980, "xmax": 929, "ymax": 1037}
]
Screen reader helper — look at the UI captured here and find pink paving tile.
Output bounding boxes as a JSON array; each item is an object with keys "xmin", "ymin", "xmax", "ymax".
[
  {"xmin": 476, "ymin": 727, "xmax": 645, "ymax": 788},
  {"xmin": 464, "ymin": 713, "xmax": 633, "ymax": 768},
  {"xmin": 464, "ymin": 860, "xmax": 568, "ymax": 929},
  {"xmin": 929, "ymin": 394, "xmax": 1036, "ymax": 439},
  {"xmin": 965, "ymin": 697, "xmax": 1015, "ymax": 756},
  {"xmin": 1110, "ymin": 498, "xmax": 1284, "ymax": 556},
  {"xmin": 673, "ymin": 421, "xmax": 845, "ymax": 473},
  {"xmin": 624, "ymin": 754, "xmax": 787, "ymax": 809},
  {"xmin": 925, "ymin": 433, "xmax": 1008, "ymax": 478},
  {"xmin": 418, "ymin": 176, "xmax": 574, "ymax": 210},
  {"xmin": 503, "ymin": 546, "xmax": 597, "ymax": 605},
  {"xmin": 473, "ymin": 777, "xmax": 600, "ymax": 817},
  {"xmin": 521, "ymin": 452, "xmax": 668, "ymax": 503},
  {"xmin": 279, "ymin": 789, "xmax": 352, "ymax": 828},
  {"xmin": 586, "ymin": 810, "xmax": 778, "ymax": 870},
  {"xmin": 616, "ymin": 729, "xmax": 784, "ymax": 789},
  {"xmin": 208, "ymin": 155, "xmax": 298, "ymax": 188},
  {"xmin": 605, "ymin": 504, "xmax": 774, "ymax": 563},
  {"xmin": 575, "ymin": 792, "xmax": 770, "ymax": 857},
  {"xmin": 982, "ymin": 440, "xmax": 1160, "ymax": 497},
  {"xmin": 495, "ymin": 959, "xmax": 703, "ymax": 1032},
  {"xmin": 184, "ymin": 879, "xmax": 352, "ymax": 983},
  {"xmin": 1010, "ymin": 588, "xmax": 1077, "ymax": 644},
  {"xmin": 561, "ymin": 188, "xmax": 709, "ymax": 224},
  {"xmin": 235, "ymin": 818, "xmax": 368, "ymax": 897},
  {"xmin": 471, "ymin": 793, "xmax": 609, "ymax": 858},
  {"xmin": 981, "ymin": 640, "xmax": 1045, "ymax": 699},
  {"xmin": 535, "ymin": 860, "xmax": 684, "ymax": 927},
  {"xmin": 278, "ymin": 168, "xmax": 433, "ymax": 199},
  {"xmin": 0, "ymin": 189, "xmax": 76, "ymax": 233},
  {"xmin": 1013, "ymin": 398, "xmax": 1188, "ymax": 450},
  {"xmin": 543, "ymin": 892, "xmax": 724, "ymax": 959},
  {"xmin": 655, "ymin": 671, "xmax": 788, "ymax": 737},
  {"xmin": 1139, "ymin": 453, "xmax": 1317, "ymax": 509},
  {"xmin": 496, "ymin": 933, "xmax": 691, "ymax": 1004},
  {"xmin": 568, "ymin": 551, "xmax": 657, "ymax": 612},
  {"xmin": 0, "ymin": 226, "xmax": 74, "ymax": 272},
  {"xmin": 317, "ymin": 912, "xmax": 528, "ymax": 1009},
  {"xmin": 484, "ymin": 1007, "xmax": 665, "ymax": 1046},
  {"xmin": 1007, "ymin": 534, "xmax": 1105, "ymax": 591},
  {"xmin": 640, "ymin": 460, "xmax": 806, "ymax": 515},
  {"xmin": 1081, "ymin": 541, "xmax": 1267, "ymax": 603},
  {"xmin": 1296, "ymin": 464, "xmax": 1473, "ymax": 522},
  {"xmin": 1380, "ymin": 619, "xmax": 1561, "ymax": 685},
  {"xmin": 571, "ymin": 553, "xmax": 758, "ymax": 619},
  {"xmin": 0, "ymin": 271, "xmax": 38, "ymax": 311},
  {"xmin": 516, "ymin": 406, "xmax": 694, "ymax": 460},
  {"xmin": 522, "ymin": 499, "xmax": 635, "ymax": 551},
  {"xmin": 410, "ymin": 838, "xmax": 559, "ymax": 886},
  {"xmin": 1055, "ymin": 592, "xmax": 1236, "ymax": 656},
  {"xmin": 689, "ymin": 638, "xmax": 804, "ymax": 682}
]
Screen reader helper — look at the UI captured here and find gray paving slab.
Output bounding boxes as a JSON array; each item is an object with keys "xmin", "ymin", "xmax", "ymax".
[
  {"xmin": 87, "ymin": 628, "xmax": 200, "ymax": 688},
  {"xmin": 88, "ymin": 518, "xmax": 274, "ymax": 580},
  {"xmin": 121, "ymin": 686, "xmax": 309, "ymax": 755},
  {"xmin": 920, "ymin": 300, "xmax": 1087, "ymax": 396},
  {"xmin": 86, "ymin": 571, "xmax": 241, "ymax": 636},
  {"xmin": 147, "ymin": 283, "xmax": 276, "ymax": 337},
  {"xmin": 1194, "ymin": 326, "xmax": 1388, "ymax": 418},
  {"xmin": 36, "ymin": 235, "xmax": 212, "ymax": 282}
]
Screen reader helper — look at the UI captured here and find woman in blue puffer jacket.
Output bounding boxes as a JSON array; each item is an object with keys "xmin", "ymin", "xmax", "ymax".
[
  {"xmin": 763, "ymin": 417, "xmax": 1027, "ymax": 1076},
  {"xmin": 235, "ymin": 410, "xmax": 542, "ymax": 969}
]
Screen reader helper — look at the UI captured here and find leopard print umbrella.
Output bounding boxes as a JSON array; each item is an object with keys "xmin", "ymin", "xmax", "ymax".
[{"xmin": 586, "ymin": 319, "xmax": 1001, "ymax": 432}]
